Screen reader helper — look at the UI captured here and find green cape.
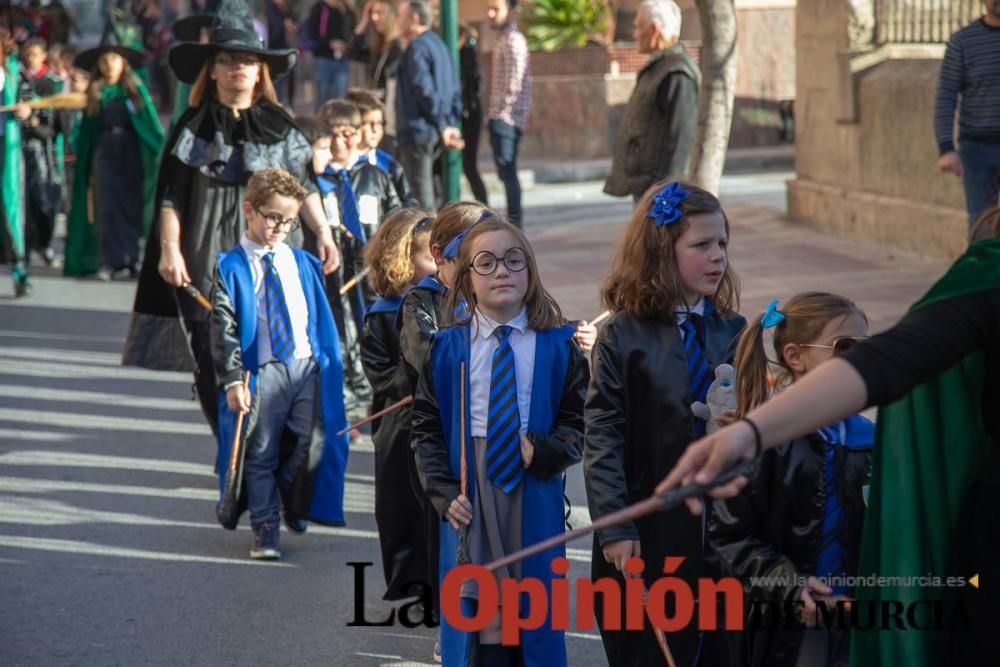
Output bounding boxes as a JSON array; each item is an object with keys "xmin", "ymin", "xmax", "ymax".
[
  {"xmin": 851, "ymin": 238, "xmax": 1000, "ymax": 665},
  {"xmin": 2, "ymin": 54, "xmax": 23, "ymax": 265},
  {"xmin": 63, "ymin": 81, "xmax": 164, "ymax": 277}
]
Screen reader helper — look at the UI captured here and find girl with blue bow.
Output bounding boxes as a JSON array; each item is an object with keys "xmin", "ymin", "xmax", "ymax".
[
  {"xmin": 584, "ymin": 180, "xmax": 745, "ymax": 666},
  {"xmin": 711, "ymin": 292, "xmax": 873, "ymax": 667}
]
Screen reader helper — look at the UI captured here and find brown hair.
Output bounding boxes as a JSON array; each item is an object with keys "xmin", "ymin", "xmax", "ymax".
[
  {"xmin": 295, "ymin": 115, "xmax": 331, "ymax": 144},
  {"xmin": 602, "ymin": 180, "xmax": 740, "ymax": 319},
  {"xmin": 345, "ymin": 88, "xmax": 384, "ymax": 114},
  {"xmin": 970, "ymin": 205, "xmax": 1000, "ymax": 242},
  {"xmin": 317, "ymin": 98, "xmax": 361, "ymax": 128},
  {"xmin": 734, "ymin": 292, "xmax": 868, "ymax": 416},
  {"xmin": 366, "ymin": 0, "xmax": 400, "ymax": 62},
  {"xmin": 188, "ymin": 53, "xmax": 279, "ymax": 107},
  {"xmin": 85, "ymin": 55, "xmax": 143, "ymax": 116},
  {"xmin": 445, "ymin": 217, "xmax": 565, "ymax": 331},
  {"xmin": 244, "ymin": 168, "xmax": 308, "ymax": 209},
  {"xmin": 364, "ymin": 207, "xmax": 433, "ymax": 296}
]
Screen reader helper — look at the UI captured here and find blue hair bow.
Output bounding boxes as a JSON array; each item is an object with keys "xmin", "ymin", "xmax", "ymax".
[
  {"xmin": 442, "ymin": 210, "xmax": 493, "ymax": 259},
  {"xmin": 647, "ymin": 182, "xmax": 690, "ymax": 227},
  {"xmin": 761, "ymin": 299, "xmax": 785, "ymax": 329}
]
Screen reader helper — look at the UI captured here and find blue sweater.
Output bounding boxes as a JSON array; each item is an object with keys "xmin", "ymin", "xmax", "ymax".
[
  {"xmin": 934, "ymin": 18, "xmax": 1000, "ymax": 154},
  {"xmin": 395, "ymin": 30, "xmax": 463, "ymax": 142}
]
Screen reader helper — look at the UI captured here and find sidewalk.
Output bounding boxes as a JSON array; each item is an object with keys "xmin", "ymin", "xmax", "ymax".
[{"xmin": 520, "ymin": 180, "xmax": 950, "ymax": 335}]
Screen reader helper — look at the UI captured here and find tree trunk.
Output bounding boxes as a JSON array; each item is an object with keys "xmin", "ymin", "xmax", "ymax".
[{"xmin": 689, "ymin": 0, "xmax": 738, "ymax": 195}]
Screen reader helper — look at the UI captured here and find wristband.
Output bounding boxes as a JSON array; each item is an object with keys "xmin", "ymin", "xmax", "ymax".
[{"xmin": 741, "ymin": 417, "xmax": 763, "ymax": 459}]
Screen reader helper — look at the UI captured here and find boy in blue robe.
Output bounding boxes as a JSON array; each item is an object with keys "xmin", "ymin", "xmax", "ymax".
[{"xmin": 209, "ymin": 168, "xmax": 350, "ymax": 560}]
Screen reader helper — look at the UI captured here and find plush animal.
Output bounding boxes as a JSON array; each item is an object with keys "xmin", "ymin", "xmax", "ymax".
[{"xmin": 691, "ymin": 363, "xmax": 737, "ymax": 434}]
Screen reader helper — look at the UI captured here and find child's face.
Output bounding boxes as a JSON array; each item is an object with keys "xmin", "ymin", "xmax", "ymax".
[
  {"xmin": 674, "ymin": 211, "xmax": 728, "ymax": 305},
  {"xmin": 411, "ymin": 233, "xmax": 435, "ymax": 284},
  {"xmin": 359, "ymin": 110, "xmax": 385, "ymax": 150},
  {"xmin": 22, "ymin": 44, "xmax": 45, "ymax": 72},
  {"xmin": 468, "ymin": 230, "xmax": 529, "ymax": 319},
  {"xmin": 784, "ymin": 311, "xmax": 869, "ymax": 379},
  {"xmin": 330, "ymin": 124, "xmax": 361, "ymax": 166},
  {"xmin": 244, "ymin": 193, "xmax": 302, "ymax": 248},
  {"xmin": 312, "ymin": 136, "xmax": 333, "ymax": 175}
]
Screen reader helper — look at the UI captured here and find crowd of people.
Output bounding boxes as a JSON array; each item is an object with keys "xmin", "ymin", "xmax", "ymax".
[{"xmin": 3, "ymin": 2, "xmax": 999, "ymax": 667}]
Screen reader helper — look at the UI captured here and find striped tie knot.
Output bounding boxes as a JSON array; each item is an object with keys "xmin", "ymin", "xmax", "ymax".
[
  {"xmin": 485, "ymin": 323, "xmax": 523, "ymax": 493},
  {"xmin": 261, "ymin": 251, "xmax": 295, "ymax": 365}
]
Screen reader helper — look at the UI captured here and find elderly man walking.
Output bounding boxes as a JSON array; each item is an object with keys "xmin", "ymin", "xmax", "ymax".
[
  {"xmin": 935, "ymin": 0, "xmax": 1000, "ymax": 235},
  {"xmin": 604, "ymin": 0, "xmax": 699, "ymax": 201},
  {"xmin": 395, "ymin": 0, "xmax": 463, "ymax": 210}
]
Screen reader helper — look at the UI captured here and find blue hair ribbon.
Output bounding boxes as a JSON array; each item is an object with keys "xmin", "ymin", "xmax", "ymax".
[
  {"xmin": 761, "ymin": 299, "xmax": 785, "ymax": 329},
  {"xmin": 647, "ymin": 181, "xmax": 690, "ymax": 227},
  {"xmin": 442, "ymin": 209, "xmax": 493, "ymax": 259}
]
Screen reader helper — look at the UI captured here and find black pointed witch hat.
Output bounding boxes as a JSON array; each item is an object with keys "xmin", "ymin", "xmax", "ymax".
[
  {"xmin": 73, "ymin": 11, "xmax": 147, "ymax": 73},
  {"xmin": 168, "ymin": 0, "xmax": 297, "ymax": 84},
  {"xmin": 172, "ymin": 13, "xmax": 215, "ymax": 43}
]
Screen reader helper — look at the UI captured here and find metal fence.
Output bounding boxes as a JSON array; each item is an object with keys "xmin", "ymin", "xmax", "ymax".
[{"xmin": 875, "ymin": 0, "xmax": 982, "ymax": 44}]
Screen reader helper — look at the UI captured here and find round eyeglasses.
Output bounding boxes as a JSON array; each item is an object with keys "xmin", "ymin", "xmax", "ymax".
[
  {"xmin": 470, "ymin": 248, "xmax": 528, "ymax": 276},
  {"xmin": 255, "ymin": 207, "xmax": 300, "ymax": 232}
]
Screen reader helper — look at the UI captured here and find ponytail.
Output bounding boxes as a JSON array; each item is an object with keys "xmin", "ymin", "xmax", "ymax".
[{"xmin": 734, "ymin": 315, "xmax": 770, "ymax": 417}]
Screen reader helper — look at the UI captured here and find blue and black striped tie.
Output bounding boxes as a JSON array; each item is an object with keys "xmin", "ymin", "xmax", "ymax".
[
  {"xmin": 337, "ymin": 169, "xmax": 366, "ymax": 243},
  {"xmin": 262, "ymin": 252, "xmax": 295, "ymax": 364},
  {"xmin": 682, "ymin": 314, "xmax": 711, "ymax": 436},
  {"xmin": 485, "ymin": 325, "xmax": 524, "ymax": 493}
]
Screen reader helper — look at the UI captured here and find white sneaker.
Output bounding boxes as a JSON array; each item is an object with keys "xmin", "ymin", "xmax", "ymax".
[{"xmin": 432, "ymin": 641, "xmax": 441, "ymax": 663}]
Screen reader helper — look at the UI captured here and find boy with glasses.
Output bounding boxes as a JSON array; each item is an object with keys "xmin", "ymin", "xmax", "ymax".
[
  {"xmin": 316, "ymin": 99, "xmax": 402, "ymax": 421},
  {"xmin": 209, "ymin": 168, "xmax": 350, "ymax": 560},
  {"xmin": 346, "ymin": 87, "xmax": 416, "ymax": 206}
]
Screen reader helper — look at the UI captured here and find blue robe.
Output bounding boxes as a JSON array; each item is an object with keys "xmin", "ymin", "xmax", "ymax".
[
  {"xmin": 214, "ymin": 245, "xmax": 351, "ymax": 525},
  {"xmin": 424, "ymin": 323, "xmax": 577, "ymax": 667}
]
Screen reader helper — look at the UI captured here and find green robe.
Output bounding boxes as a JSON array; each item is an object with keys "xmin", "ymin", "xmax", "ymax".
[
  {"xmin": 1, "ymin": 54, "xmax": 23, "ymax": 269},
  {"xmin": 851, "ymin": 238, "xmax": 1000, "ymax": 665},
  {"xmin": 63, "ymin": 82, "xmax": 164, "ymax": 277}
]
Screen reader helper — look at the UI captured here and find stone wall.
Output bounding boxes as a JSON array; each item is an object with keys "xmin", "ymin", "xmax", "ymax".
[{"xmin": 787, "ymin": 0, "xmax": 967, "ymax": 258}]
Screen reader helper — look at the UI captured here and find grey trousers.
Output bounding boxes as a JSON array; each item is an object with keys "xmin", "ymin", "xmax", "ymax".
[{"xmin": 245, "ymin": 358, "xmax": 318, "ymax": 527}]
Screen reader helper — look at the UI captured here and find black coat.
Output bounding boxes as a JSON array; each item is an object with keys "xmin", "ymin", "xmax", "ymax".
[
  {"xmin": 709, "ymin": 429, "xmax": 873, "ymax": 667},
  {"xmin": 360, "ymin": 303, "xmax": 431, "ymax": 600},
  {"xmin": 584, "ymin": 307, "xmax": 746, "ymax": 667}
]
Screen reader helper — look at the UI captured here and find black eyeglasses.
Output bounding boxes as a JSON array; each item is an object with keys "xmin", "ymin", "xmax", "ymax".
[
  {"xmin": 255, "ymin": 207, "xmax": 300, "ymax": 232},
  {"xmin": 799, "ymin": 336, "xmax": 868, "ymax": 356},
  {"xmin": 470, "ymin": 248, "xmax": 527, "ymax": 276}
]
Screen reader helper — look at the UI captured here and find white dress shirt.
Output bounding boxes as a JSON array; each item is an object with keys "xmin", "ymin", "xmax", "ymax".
[
  {"xmin": 469, "ymin": 307, "xmax": 536, "ymax": 438},
  {"xmin": 239, "ymin": 235, "xmax": 313, "ymax": 366}
]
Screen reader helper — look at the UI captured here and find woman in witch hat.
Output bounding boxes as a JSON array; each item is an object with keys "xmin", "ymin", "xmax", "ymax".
[
  {"xmin": 123, "ymin": 0, "xmax": 340, "ymax": 435},
  {"xmin": 63, "ymin": 21, "xmax": 164, "ymax": 280}
]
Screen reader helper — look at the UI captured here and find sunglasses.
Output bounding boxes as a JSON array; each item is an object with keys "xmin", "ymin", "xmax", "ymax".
[
  {"xmin": 799, "ymin": 336, "xmax": 868, "ymax": 356},
  {"xmin": 215, "ymin": 52, "xmax": 262, "ymax": 67}
]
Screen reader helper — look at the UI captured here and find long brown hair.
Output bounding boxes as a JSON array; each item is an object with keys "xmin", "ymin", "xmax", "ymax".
[
  {"xmin": 367, "ymin": 0, "xmax": 400, "ymax": 61},
  {"xmin": 85, "ymin": 55, "xmax": 144, "ymax": 116},
  {"xmin": 602, "ymin": 180, "xmax": 740, "ymax": 319},
  {"xmin": 188, "ymin": 53, "xmax": 279, "ymax": 107},
  {"xmin": 364, "ymin": 207, "xmax": 433, "ymax": 297},
  {"xmin": 445, "ymin": 217, "xmax": 565, "ymax": 331},
  {"xmin": 734, "ymin": 292, "xmax": 867, "ymax": 416}
]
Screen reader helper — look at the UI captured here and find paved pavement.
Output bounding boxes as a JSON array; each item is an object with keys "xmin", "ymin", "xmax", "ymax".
[{"xmin": 0, "ymin": 174, "xmax": 952, "ymax": 666}]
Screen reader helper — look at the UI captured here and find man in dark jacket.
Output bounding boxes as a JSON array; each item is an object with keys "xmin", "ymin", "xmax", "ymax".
[
  {"xmin": 604, "ymin": 0, "xmax": 699, "ymax": 201},
  {"xmin": 395, "ymin": 0, "xmax": 463, "ymax": 210}
]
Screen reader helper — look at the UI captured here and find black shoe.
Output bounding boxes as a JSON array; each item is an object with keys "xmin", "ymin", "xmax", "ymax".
[
  {"xmin": 283, "ymin": 510, "xmax": 307, "ymax": 535},
  {"xmin": 250, "ymin": 522, "xmax": 281, "ymax": 560},
  {"xmin": 13, "ymin": 275, "xmax": 31, "ymax": 298}
]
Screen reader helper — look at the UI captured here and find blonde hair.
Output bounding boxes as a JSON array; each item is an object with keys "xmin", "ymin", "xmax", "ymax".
[
  {"xmin": 734, "ymin": 292, "xmax": 867, "ymax": 416},
  {"xmin": 188, "ymin": 54, "xmax": 279, "ymax": 107},
  {"xmin": 244, "ymin": 168, "xmax": 307, "ymax": 209},
  {"xmin": 602, "ymin": 180, "xmax": 740, "ymax": 319},
  {"xmin": 445, "ymin": 217, "xmax": 565, "ymax": 331},
  {"xmin": 364, "ymin": 208, "xmax": 433, "ymax": 297}
]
